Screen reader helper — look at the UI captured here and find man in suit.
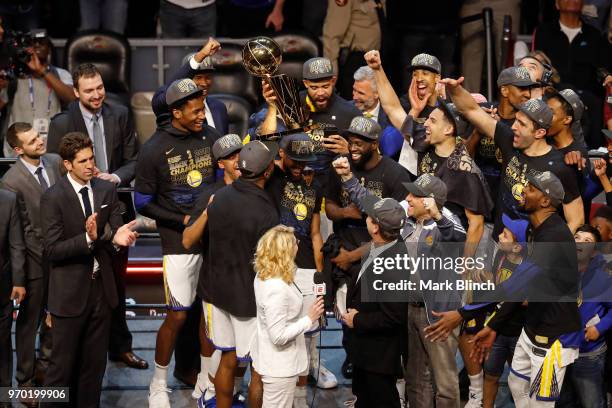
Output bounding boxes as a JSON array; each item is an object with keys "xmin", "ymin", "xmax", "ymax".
[
  {"xmin": 351, "ymin": 65, "xmax": 404, "ymax": 163},
  {"xmin": 1, "ymin": 122, "xmax": 63, "ymax": 394},
  {"xmin": 152, "ymin": 37, "xmax": 228, "ymax": 134},
  {"xmin": 341, "ymin": 196, "xmax": 407, "ymax": 408},
  {"xmin": 45, "ymin": 63, "xmax": 146, "ymax": 370},
  {"xmin": 0, "ymin": 189, "xmax": 26, "ymax": 408},
  {"xmin": 40, "ymin": 131, "xmax": 138, "ymax": 408}
]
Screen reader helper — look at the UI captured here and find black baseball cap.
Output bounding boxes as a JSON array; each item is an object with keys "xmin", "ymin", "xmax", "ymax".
[
  {"xmin": 303, "ymin": 57, "xmax": 335, "ymax": 80},
  {"xmin": 526, "ymin": 170, "xmax": 565, "ymax": 207},
  {"xmin": 238, "ymin": 140, "xmax": 274, "ymax": 177},
  {"xmin": 402, "ymin": 173, "xmax": 448, "ymax": 207},
  {"xmin": 518, "ymin": 99, "xmax": 553, "ymax": 129},
  {"xmin": 497, "ymin": 67, "xmax": 537, "ymax": 88},
  {"xmin": 343, "ymin": 116, "xmax": 381, "ymax": 141},
  {"xmin": 166, "ymin": 78, "xmax": 203, "ymax": 108},
  {"xmin": 408, "ymin": 53, "xmax": 441, "ymax": 75},
  {"xmin": 360, "ymin": 196, "xmax": 407, "ymax": 232},
  {"xmin": 557, "ymin": 89, "xmax": 584, "ymax": 122},
  {"xmin": 212, "ymin": 134, "xmax": 243, "ymax": 160},
  {"xmin": 279, "ymin": 133, "xmax": 316, "ymax": 162},
  {"xmin": 436, "ymin": 99, "xmax": 470, "ymax": 138}
]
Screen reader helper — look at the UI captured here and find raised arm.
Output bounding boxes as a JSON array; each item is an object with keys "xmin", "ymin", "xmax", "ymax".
[
  {"xmin": 442, "ymin": 77, "xmax": 497, "ymax": 139},
  {"xmin": 364, "ymin": 50, "xmax": 407, "ymax": 130}
]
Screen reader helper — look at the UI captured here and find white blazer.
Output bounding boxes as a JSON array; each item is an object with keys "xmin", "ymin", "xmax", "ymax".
[{"xmin": 251, "ymin": 276, "xmax": 312, "ymax": 378}]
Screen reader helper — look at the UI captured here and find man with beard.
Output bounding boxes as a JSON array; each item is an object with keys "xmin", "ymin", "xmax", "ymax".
[
  {"xmin": 364, "ymin": 50, "xmax": 493, "ymax": 257},
  {"xmin": 46, "ymin": 63, "xmax": 145, "ymax": 370},
  {"xmin": 465, "ymin": 67, "xmax": 536, "ymax": 200},
  {"xmin": 135, "ymin": 78, "xmax": 218, "ymax": 408},
  {"xmin": 325, "ymin": 116, "xmax": 411, "ymax": 377},
  {"xmin": 1, "ymin": 123, "xmax": 62, "ymax": 395},
  {"xmin": 182, "ymin": 134, "xmax": 243, "ymax": 406},
  {"xmin": 472, "ymin": 171, "xmax": 581, "ymax": 408},
  {"xmin": 2, "ymin": 30, "xmax": 76, "ymax": 157},
  {"xmin": 443, "ymin": 76, "xmax": 584, "ymax": 237},
  {"xmin": 266, "ymin": 133, "xmax": 338, "ymax": 400},
  {"xmin": 351, "ymin": 66, "xmax": 403, "ymax": 163}
]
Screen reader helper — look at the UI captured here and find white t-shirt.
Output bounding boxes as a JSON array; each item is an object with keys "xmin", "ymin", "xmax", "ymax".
[{"xmin": 559, "ymin": 21, "xmax": 582, "ymax": 43}]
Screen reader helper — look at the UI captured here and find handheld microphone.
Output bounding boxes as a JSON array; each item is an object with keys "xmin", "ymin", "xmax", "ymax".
[{"xmin": 313, "ymin": 272, "xmax": 327, "ymax": 328}]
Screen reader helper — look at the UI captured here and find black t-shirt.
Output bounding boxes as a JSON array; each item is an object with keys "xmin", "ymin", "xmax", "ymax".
[
  {"xmin": 300, "ymin": 91, "xmax": 361, "ymax": 174},
  {"xmin": 327, "ymin": 156, "xmax": 412, "ymax": 249},
  {"xmin": 417, "ymin": 143, "xmax": 494, "ymax": 227},
  {"xmin": 266, "ymin": 166, "xmax": 323, "ymax": 270},
  {"xmin": 492, "ymin": 122, "xmax": 581, "ymax": 239},
  {"xmin": 556, "ymin": 138, "xmax": 590, "ymax": 196},
  {"xmin": 135, "ymin": 124, "xmax": 218, "ymax": 254},
  {"xmin": 491, "ymin": 253, "xmax": 525, "ymax": 337},
  {"xmin": 187, "ymin": 179, "xmax": 226, "ymax": 302}
]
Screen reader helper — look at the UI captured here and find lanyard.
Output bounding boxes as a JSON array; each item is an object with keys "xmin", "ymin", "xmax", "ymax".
[{"xmin": 28, "ymin": 77, "xmax": 53, "ymax": 118}]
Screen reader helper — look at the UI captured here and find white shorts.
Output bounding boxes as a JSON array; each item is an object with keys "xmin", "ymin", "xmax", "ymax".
[
  {"xmin": 163, "ymin": 254, "xmax": 202, "ymax": 310},
  {"xmin": 205, "ymin": 302, "xmax": 256, "ymax": 360},
  {"xmin": 294, "ymin": 268, "xmax": 320, "ymax": 334}
]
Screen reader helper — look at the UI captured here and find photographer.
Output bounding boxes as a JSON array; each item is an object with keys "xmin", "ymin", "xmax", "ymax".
[{"xmin": 2, "ymin": 29, "xmax": 76, "ymax": 157}]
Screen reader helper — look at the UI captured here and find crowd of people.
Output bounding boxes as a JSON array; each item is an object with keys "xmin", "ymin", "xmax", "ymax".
[{"xmin": 0, "ymin": 1, "xmax": 611, "ymax": 408}]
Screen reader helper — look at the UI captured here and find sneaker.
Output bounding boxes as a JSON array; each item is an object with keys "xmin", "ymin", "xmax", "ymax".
[
  {"xmin": 464, "ymin": 392, "xmax": 483, "ymax": 408},
  {"xmin": 197, "ymin": 390, "xmax": 216, "ymax": 408},
  {"xmin": 311, "ymin": 363, "xmax": 338, "ymax": 389},
  {"xmin": 192, "ymin": 372, "xmax": 207, "ymax": 399},
  {"xmin": 148, "ymin": 380, "xmax": 171, "ymax": 408}
]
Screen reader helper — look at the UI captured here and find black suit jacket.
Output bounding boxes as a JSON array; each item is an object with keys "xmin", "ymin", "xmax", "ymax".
[
  {"xmin": 47, "ymin": 101, "xmax": 138, "ymax": 187},
  {"xmin": 347, "ymin": 241, "xmax": 407, "ymax": 376},
  {"xmin": 0, "ymin": 189, "xmax": 26, "ymax": 287},
  {"xmin": 1, "ymin": 154, "xmax": 63, "ymax": 278},
  {"xmin": 40, "ymin": 176, "xmax": 122, "ymax": 317}
]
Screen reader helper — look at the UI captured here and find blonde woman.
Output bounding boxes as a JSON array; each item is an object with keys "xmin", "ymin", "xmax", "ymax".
[{"xmin": 251, "ymin": 225, "xmax": 325, "ymax": 408}]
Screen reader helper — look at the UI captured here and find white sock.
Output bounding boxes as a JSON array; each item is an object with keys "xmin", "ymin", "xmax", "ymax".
[
  {"xmin": 153, "ymin": 362, "xmax": 169, "ymax": 383},
  {"xmin": 200, "ymin": 355, "xmax": 210, "ymax": 378},
  {"xmin": 396, "ymin": 378, "xmax": 406, "ymax": 401},
  {"xmin": 207, "ymin": 350, "xmax": 220, "ymax": 396},
  {"xmin": 468, "ymin": 370, "xmax": 483, "ymax": 400},
  {"xmin": 233, "ymin": 376, "xmax": 242, "ymax": 395}
]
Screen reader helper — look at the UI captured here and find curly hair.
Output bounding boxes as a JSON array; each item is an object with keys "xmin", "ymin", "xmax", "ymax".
[{"xmin": 254, "ymin": 225, "xmax": 297, "ymax": 284}]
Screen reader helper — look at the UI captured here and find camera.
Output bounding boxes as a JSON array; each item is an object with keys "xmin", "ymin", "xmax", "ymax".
[{"xmin": 0, "ymin": 28, "xmax": 47, "ymax": 78}]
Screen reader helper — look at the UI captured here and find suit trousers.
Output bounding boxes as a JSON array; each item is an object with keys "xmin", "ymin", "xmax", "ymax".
[
  {"xmin": 262, "ymin": 375, "xmax": 298, "ymax": 408},
  {"xmin": 352, "ymin": 366, "xmax": 400, "ymax": 408},
  {"xmin": 108, "ymin": 249, "xmax": 132, "ymax": 355},
  {"xmin": 42, "ymin": 277, "xmax": 112, "ymax": 408},
  {"xmin": 405, "ymin": 304, "xmax": 460, "ymax": 408},
  {"xmin": 0, "ymin": 273, "xmax": 13, "ymax": 387},
  {"xmin": 16, "ymin": 276, "xmax": 52, "ymax": 385}
]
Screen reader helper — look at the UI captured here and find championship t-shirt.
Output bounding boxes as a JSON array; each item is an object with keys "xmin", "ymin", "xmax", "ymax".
[
  {"xmin": 327, "ymin": 156, "xmax": 412, "ymax": 248},
  {"xmin": 492, "ymin": 122, "xmax": 581, "ymax": 238},
  {"xmin": 266, "ymin": 166, "xmax": 323, "ymax": 269},
  {"xmin": 417, "ymin": 143, "xmax": 494, "ymax": 228}
]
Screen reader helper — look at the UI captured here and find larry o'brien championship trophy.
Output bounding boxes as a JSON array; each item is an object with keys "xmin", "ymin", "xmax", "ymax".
[{"xmin": 242, "ymin": 37, "xmax": 311, "ymax": 139}]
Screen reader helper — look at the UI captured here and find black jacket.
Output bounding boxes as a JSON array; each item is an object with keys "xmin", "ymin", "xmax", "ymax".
[
  {"xmin": 40, "ymin": 176, "xmax": 122, "ymax": 317},
  {"xmin": 347, "ymin": 241, "xmax": 407, "ymax": 376},
  {"xmin": 0, "ymin": 189, "xmax": 25, "ymax": 287},
  {"xmin": 207, "ymin": 178, "xmax": 279, "ymax": 317}
]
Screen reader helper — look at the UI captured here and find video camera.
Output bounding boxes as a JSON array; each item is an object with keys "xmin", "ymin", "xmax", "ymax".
[{"xmin": 0, "ymin": 28, "xmax": 48, "ymax": 79}]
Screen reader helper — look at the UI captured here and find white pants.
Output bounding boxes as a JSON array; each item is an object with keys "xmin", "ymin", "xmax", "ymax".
[
  {"xmin": 262, "ymin": 375, "xmax": 298, "ymax": 408},
  {"xmin": 508, "ymin": 330, "xmax": 578, "ymax": 408}
]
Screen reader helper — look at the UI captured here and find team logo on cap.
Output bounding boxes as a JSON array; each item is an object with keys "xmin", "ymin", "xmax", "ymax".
[
  {"xmin": 186, "ymin": 170, "xmax": 203, "ymax": 187},
  {"xmin": 415, "ymin": 173, "xmax": 433, "ymax": 189},
  {"xmin": 218, "ymin": 134, "xmax": 242, "ymax": 150},
  {"xmin": 294, "ymin": 203, "xmax": 307, "ymax": 221},
  {"xmin": 291, "ymin": 140, "xmax": 313, "ymax": 155},
  {"xmin": 559, "ymin": 89, "xmax": 580, "ymax": 109},
  {"xmin": 177, "ymin": 79, "xmax": 197, "ymax": 93},
  {"xmin": 308, "ymin": 58, "xmax": 332, "ymax": 75},
  {"xmin": 411, "ymin": 53, "xmax": 435, "ymax": 67},
  {"xmin": 350, "ymin": 116, "xmax": 374, "ymax": 134},
  {"xmin": 515, "ymin": 67, "xmax": 532, "ymax": 81},
  {"xmin": 522, "ymin": 99, "xmax": 542, "ymax": 113}
]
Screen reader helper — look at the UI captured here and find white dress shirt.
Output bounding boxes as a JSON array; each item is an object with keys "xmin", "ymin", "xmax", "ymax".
[
  {"xmin": 20, "ymin": 157, "xmax": 50, "ymax": 187},
  {"xmin": 204, "ymin": 99, "xmax": 216, "ymax": 129},
  {"xmin": 66, "ymin": 173, "xmax": 99, "ymax": 272},
  {"xmin": 364, "ymin": 101, "xmax": 381, "ymax": 122}
]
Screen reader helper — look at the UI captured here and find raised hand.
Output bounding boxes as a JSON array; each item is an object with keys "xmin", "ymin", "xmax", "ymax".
[
  {"xmin": 408, "ymin": 78, "xmax": 432, "ymax": 118},
  {"xmin": 262, "ymin": 79, "xmax": 277, "ymax": 106},
  {"xmin": 439, "ymin": 76, "xmax": 465, "ymax": 90},
  {"xmin": 423, "ymin": 197, "xmax": 441, "ymax": 220},
  {"xmin": 86, "ymin": 213, "xmax": 98, "ymax": 241},
  {"xmin": 308, "ymin": 296, "xmax": 325, "ymax": 322},
  {"xmin": 594, "ymin": 158, "xmax": 607, "ymax": 177},
  {"xmin": 332, "ymin": 156, "xmax": 352, "ymax": 180},
  {"xmin": 112, "ymin": 219, "xmax": 138, "ymax": 247},
  {"xmin": 364, "ymin": 50, "xmax": 382, "ymax": 71},
  {"xmin": 201, "ymin": 37, "xmax": 221, "ymax": 57},
  {"xmin": 323, "ymin": 134, "xmax": 349, "ymax": 155}
]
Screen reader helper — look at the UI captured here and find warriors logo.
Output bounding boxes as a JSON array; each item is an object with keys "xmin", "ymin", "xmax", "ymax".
[
  {"xmin": 294, "ymin": 203, "xmax": 308, "ymax": 221},
  {"xmin": 186, "ymin": 170, "xmax": 203, "ymax": 187}
]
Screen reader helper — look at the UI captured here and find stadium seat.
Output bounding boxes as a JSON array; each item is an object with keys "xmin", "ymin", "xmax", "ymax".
[
  {"xmin": 272, "ymin": 32, "xmax": 320, "ymax": 80},
  {"xmin": 130, "ymin": 91, "xmax": 156, "ymax": 145},
  {"xmin": 209, "ymin": 42, "xmax": 259, "ymax": 109},
  {"xmin": 211, "ymin": 93, "xmax": 252, "ymax": 138}
]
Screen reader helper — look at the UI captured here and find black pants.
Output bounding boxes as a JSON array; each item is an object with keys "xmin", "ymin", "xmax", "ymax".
[
  {"xmin": 352, "ymin": 366, "xmax": 400, "ymax": 408},
  {"xmin": 15, "ymin": 275, "xmax": 52, "ymax": 385},
  {"xmin": 42, "ymin": 278, "xmax": 112, "ymax": 408},
  {"xmin": 220, "ymin": 3, "xmax": 275, "ymax": 38},
  {"xmin": 108, "ymin": 250, "xmax": 132, "ymax": 356},
  {"xmin": 0, "ymin": 273, "xmax": 12, "ymax": 388},
  {"xmin": 337, "ymin": 51, "xmax": 366, "ymax": 101}
]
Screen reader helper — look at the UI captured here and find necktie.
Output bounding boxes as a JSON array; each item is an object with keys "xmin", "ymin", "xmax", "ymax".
[
  {"xmin": 80, "ymin": 186, "xmax": 93, "ymax": 218},
  {"xmin": 35, "ymin": 167, "xmax": 49, "ymax": 191},
  {"xmin": 364, "ymin": 112, "xmax": 374, "ymax": 118},
  {"xmin": 92, "ymin": 115, "xmax": 108, "ymax": 172}
]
